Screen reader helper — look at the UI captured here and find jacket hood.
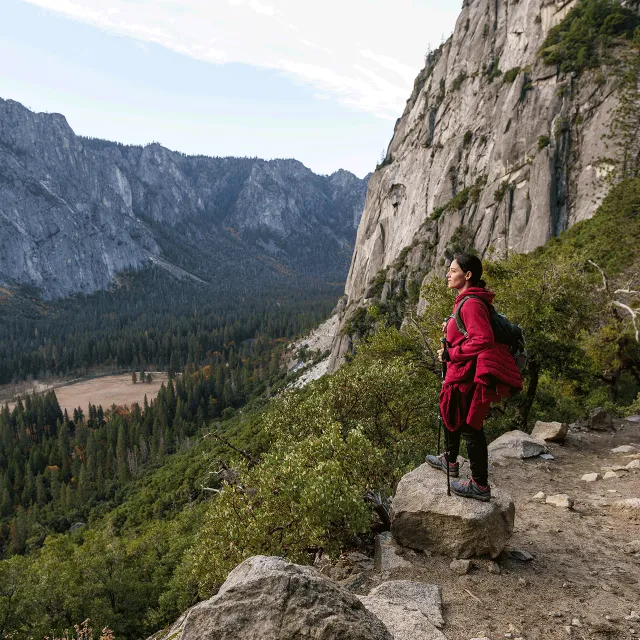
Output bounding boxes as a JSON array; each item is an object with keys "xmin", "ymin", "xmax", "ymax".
[{"xmin": 454, "ymin": 286, "xmax": 495, "ymax": 306}]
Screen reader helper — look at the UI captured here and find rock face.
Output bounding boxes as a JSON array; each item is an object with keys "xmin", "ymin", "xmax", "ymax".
[
  {"xmin": 0, "ymin": 98, "xmax": 368, "ymax": 299},
  {"xmin": 328, "ymin": 0, "xmax": 636, "ymax": 370},
  {"xmin": 531, "ymin": 420, "xmax": 568, "ymax": 443},
  {"xmin": 488, "ymin": 430, "xmax": 548, "ymax": 459},
  {"xmin": 154, "ymin": 556, "xmax": 392, "ymax": 640},
  {"xmin": 390, "ymin": 463, "xmax": 515, "ymax": 559}
]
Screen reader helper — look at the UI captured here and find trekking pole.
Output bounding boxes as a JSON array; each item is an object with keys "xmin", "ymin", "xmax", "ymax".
[{"xmin": 440, "ymin": 337, "xmax": 451, "ymax": 497}]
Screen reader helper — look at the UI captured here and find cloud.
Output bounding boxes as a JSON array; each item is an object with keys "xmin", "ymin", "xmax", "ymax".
[{"xmin": 22, "ymin": 0, "xmax": 461, "ymax": 119}]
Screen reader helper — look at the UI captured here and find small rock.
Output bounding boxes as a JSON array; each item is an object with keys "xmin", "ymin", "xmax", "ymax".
[
  {"xmin": 612, "ymin": 465, "xmax": 629, "ymax": 471},
  {"xmin": 531, "ymin": 420, "xmax": 568, "ymax": 443},
  {"xmin": 613, "ymin": 498, "xmax": 640, "ymax": 510},
  {"xmin": 581, "ymin": 473, "xmax": 601, "ymax": 482},
  {"xmin": 626, "ymin": 459, "xmax": 640, "ymax": 469},
  {"xmin": 624, "ymin": 540, "xmax": 640, "ymax": 554},
  {"xmin": 533, "ymin": 491, "xmax": 546, "ymax": 500},
  {"xmin": 539, "ymin": 453, "xmax": 555, "ymax": 460},
  {"xmin": 589, "ymin": 407, "xmax": 614, "ymax": 431},
  {"xmin": 508, "ymin": 549, "xmax": 534, "ymax": 562},
  {"xmin": 487, "ymin": 560, "xmax": 501, "ymax": 575},
  {"xmin": 546, "ymin": 494, "xmax": 574, "ymax": 509},
  {"xmin": 518, "ymin": 578, "xmax": 528, "ymax": 587},
  {"xmin": 564, "ymin": 625, "xmax": 573, "ymax": 635},
  {"xmin": 626, "ymin": 612, "xmax": 640, "ymax": 622},
  {"xmin": 450, "ymin": 559, "xmax": 472, "ymax": 575},
  {"xmin": 624, "ymin": 415, "xmax": 640, "ymax": 423},
  {"xmin": 603, "ymin": 471, "xmax": 619, "ymax": 479},
  {"xmin": 611, "ymin": 445, "xmax": 637, "ymax": 454},
  {"xmin": 374, "ymin": 532, "xmax": 412, "ymax": 572},
  {"xmin": 488, "ymin": 430, "xmax": 548, "ymax": 459},
  {"xmin": 571, "ymin": 618, "xmax": 582, "ymax": 627}
]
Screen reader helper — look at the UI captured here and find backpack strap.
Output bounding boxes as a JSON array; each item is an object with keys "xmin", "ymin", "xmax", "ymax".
[{"xmin": 453, "ymin": 295, "xmax": 485, "ymax": 339}]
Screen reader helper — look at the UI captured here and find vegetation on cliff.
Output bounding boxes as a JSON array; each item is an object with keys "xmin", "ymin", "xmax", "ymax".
[{"xmin": 0, "ymin": 178, "xmax": 637, "ymax": 638}]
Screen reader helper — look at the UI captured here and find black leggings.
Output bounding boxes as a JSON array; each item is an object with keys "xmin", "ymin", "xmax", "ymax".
[{"xmin": 444, "ymin": 424, "xmax": 489, "ymax": 487}]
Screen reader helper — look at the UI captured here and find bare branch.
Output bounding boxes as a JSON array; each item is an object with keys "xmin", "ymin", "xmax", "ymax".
[
  {"xmin": 588, "ymin": 260, "xmax": 609, "ymax": 292},
  {"xmin": 613, "ymin": 301, "xmax": 640, "ymax": 342},
  {"xmin": 204, "ymin": 430, "xmax": 254, "ymax": 462},
  {"xmin": 614, "ymin": 288, "xmax": 640, "ymax": 296}
]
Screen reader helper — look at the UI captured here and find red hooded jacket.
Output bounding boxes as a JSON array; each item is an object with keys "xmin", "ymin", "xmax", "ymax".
[{"xmin": 440, "ymin": 287, "xmax": 522, "ymax": 431}]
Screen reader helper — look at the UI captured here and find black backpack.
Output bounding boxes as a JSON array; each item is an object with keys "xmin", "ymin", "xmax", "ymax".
[{"xmin": 453, "ymin": 295, "xmax": 528, "ymax": 372}]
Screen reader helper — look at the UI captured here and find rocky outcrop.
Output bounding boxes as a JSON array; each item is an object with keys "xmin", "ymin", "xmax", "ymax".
[
  {"xmin": 152, "ymin": 556, "xmax": 392, "ymax": 640},
  {"xmin": 329, "ymin": 0, "xmax": 636, "ymax": 369},
  {"xmin": 390, "ymin": 463, "xmax": 515, "ymax": 559},
  {"xmin": 0, "ymin": 98, "xmax": 368, "ymax": 299}
]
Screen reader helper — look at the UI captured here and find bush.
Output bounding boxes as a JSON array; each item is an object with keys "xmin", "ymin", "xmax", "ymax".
[
  {"xmin": 503, "ymin": 67, "xmax": 521, "ymax": 83},
  {"xmin": 538, "ymin": 0, "xmax": 640, "ymax": 74},
  {"xmin": 538, "ymin": 135, "xmax": 551, "ymax": 150}
]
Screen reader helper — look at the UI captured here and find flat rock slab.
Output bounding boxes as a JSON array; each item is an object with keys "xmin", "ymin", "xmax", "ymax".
[
  {"xmin": 358, "ymin": 588, "xmax": 447, "ymax": 640},
  {"xmin": 581, "ymin": 473, "xmax": 601, "ymax": 482},
  {"xmin": 366, "ymin": 581, "xmax": 444, "ymax": 629},
  {"xmin": 160, "ymin": 556, "xmax": 392, "ymax": 640},
  {"xmin": 531, "ymin": 420, "xmax": 568, "ymax": 443},
  {"xmin": 390, "ymin": 464, "xmax": 515, "ymax": 559},
  {"xmin": 487, "ymin": 430, "xmax": 547, "ymax": 460},
  {"xmin": 611, "ymin": 445, "xmax": 637, "ymax": 454}
]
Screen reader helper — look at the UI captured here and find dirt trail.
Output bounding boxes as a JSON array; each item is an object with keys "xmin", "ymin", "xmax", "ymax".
[{"xmin": 346, "ymin": 423, "xmax": 640, "ymax": 640}]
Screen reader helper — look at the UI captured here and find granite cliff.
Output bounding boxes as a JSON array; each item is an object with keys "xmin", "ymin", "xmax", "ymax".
[
  {"xmin": 0, "ymin": 98, "xmax": 368, "ymax": 299},
  {"xmin": 329, "ymin": 0, "xmax": 640, "ymax": 369}
]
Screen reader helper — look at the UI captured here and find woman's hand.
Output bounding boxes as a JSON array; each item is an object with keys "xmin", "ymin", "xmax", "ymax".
[
  {"xmin": 437, "ymin": 348, "xmax": 444, "ymax": 362},
  {"xmin": 441, "ymin": 321, "xmax": 447, "ymax": 333}
]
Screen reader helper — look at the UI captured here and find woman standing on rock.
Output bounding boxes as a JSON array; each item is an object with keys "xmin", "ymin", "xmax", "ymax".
[{"xmin": 426, "ymin": 254, "xmax": 522, "ymax": 501}]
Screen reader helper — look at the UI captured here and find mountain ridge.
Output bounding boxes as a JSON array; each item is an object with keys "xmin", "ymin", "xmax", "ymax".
[{"xmin": 0, "ymin": 97, "xmax": 369, "ymax": 299}]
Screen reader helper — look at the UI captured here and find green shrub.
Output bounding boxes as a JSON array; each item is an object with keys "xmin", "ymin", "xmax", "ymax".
[
  {"xmin": 538, "ymin": 0, "xmax": 640, "ymax": 74},
  {"xmin": 430, "ymin": 175, "xmax": 487, "ymax": 220},
  {"xmin": 538, "ymin": 135, "xmax": 551, "ymax": 150},
  {"xmin": 503, "ymin": 67, "xmax": 521, "ymax": 83},
  {"xmin": 452, "ymin": 70, "xmax": 467, "ymax": 91}
]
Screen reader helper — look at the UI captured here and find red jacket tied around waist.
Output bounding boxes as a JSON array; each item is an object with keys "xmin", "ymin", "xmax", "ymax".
[{"xmin": 440, "ymin": 287, "xmax": 523, "ymax": 432}]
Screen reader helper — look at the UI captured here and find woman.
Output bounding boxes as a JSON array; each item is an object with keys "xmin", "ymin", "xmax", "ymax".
[{"xmin": 426, "ymin": 254, "xmax": 522, "ymax": 501}]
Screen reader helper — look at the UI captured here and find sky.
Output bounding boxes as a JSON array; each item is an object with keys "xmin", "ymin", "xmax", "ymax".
[{"xmin": 1, "ymin": 0, "xmax": 462, "ymax": 177}]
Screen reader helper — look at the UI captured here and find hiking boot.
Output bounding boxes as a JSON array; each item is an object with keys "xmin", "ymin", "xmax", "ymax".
[
  {"xmin": 450, "ymin": 478, "xmax": 491, "ymax": 502},
  {"xmin": 425, "ymin": 454, "xmax": 459, "ymax": 478}
]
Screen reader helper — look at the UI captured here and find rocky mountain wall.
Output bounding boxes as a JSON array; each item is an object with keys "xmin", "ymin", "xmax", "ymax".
[
  {"xmin": 329, "ymin": 0, "xmax": 637, "ymax": 370},
  {"xmin": 0, "ymin": 99, "xmax": 368, "ymax": 299}
]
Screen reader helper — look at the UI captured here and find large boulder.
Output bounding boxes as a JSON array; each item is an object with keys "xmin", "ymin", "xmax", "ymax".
[
  {"xmin": 488, "ymin": 430, "xmax": 547, "ymax": 459},
  {"xmin": 390, "ymin": 464, "xmax": 515, "ymax": 559},
  {"xmin": 154, "ymin": 556, "xmax": 392, "ymax": 640},
  {"xmin": 531, "ymin": 421, "xmax": 568, "ymax": 443}
]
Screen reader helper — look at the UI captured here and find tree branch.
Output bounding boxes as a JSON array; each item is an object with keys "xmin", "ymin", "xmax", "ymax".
[
  {"xmin": 612, "ymin": 301, "xmax": 640, "ymax": 342},
  {"xmin": 588, "ymin": 260, "xmax": 609, "ymax": 292}
]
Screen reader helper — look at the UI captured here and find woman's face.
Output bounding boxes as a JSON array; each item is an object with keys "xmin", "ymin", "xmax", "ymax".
[{"xmin": 447, "ymin": 260, "xmax": 470, "ymax": 290}]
